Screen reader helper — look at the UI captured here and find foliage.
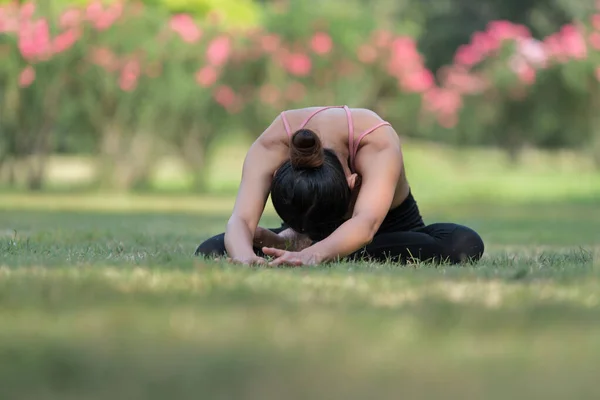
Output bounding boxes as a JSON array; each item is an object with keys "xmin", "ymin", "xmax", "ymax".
[{"xmin": 0, "ymin": 0, "xmax": 599, "ymax": 191}]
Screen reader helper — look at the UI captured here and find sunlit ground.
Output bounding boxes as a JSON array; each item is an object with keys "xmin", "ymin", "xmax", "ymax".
[{"xmin": 0, "ymin": 141, "xmax": 599, "ymax": 399}]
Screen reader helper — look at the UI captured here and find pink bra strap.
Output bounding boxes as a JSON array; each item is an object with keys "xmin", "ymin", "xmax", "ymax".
[
  {"xmin": 280, "ymin": 111, "xmax": 292, "ymax": 138},
  {"xmin": 299, "ymin": 106, "xmax": 344, "ymax": 129},
  {"xmin": 344, "ymin": 105, "xmax": 355, "ymax": 157},
  {"xmin": 349, "ymin": 121, "xmax": 391, "ymax": 170}
]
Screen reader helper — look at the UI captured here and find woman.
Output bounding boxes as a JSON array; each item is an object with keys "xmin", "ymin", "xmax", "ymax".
[{"xmin": 195, "ymin": 105, "xmax": 484, "ymax": 266}]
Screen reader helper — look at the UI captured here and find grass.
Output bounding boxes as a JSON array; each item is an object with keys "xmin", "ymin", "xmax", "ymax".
[
  {"xmin": 0, "ymin": 189, "xmax": 599, "ymax": 399},
  {"xmin": 1, "ymin": 140, "xmax": 599, "ymax": 399}
]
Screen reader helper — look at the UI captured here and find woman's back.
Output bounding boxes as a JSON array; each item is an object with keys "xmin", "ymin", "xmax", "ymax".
[{"xmin": 275, "ymin": 106, "xmax": 410, "ymax": 210}]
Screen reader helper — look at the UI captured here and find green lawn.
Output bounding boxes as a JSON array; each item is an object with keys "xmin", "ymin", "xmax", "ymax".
[{"xmin": 0, "ymin": 192, "xmax": 599, "ymax": 399}]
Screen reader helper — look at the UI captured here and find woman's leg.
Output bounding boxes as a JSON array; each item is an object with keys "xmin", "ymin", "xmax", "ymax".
[
  {"xmin": 194, "ymin": 226, "xmax": 287, "ymax": 258},
  {"xmin": 352, "ymin": 223, "xmax": 484, "ymax": 264}
]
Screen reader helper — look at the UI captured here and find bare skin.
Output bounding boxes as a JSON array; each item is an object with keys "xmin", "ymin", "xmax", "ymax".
[{"xmin": 225, "ymin": 107, "xmax": 410, "ymax": 266}]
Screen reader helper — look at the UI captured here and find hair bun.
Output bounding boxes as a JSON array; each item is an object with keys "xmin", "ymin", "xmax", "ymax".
[
  {"xmin": 292, "ymin": 129, "xmax": 317, "ymax": 150},
  {"xmin": 290, "ymin": 129, "xmax": 324, "ymax": 169}
]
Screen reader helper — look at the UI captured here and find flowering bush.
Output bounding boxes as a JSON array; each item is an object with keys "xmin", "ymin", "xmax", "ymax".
[{"xmin": 0, "ymin": 0, "xmax": 599, "ymax": 190}]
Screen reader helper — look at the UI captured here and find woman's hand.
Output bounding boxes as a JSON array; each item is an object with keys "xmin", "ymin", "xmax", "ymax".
[
  {"xmin": 227, "ymin": 254, "xmax": 267, "ymax": 265},
  {"xmin": 262, "ymin": 247, "xmax": 322, "ymax": 267}
]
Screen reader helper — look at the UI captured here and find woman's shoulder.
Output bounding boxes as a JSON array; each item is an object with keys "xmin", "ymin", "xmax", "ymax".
[{"xmin": 349, "ymin": 107, "xmax": 385, "ymax": 121}]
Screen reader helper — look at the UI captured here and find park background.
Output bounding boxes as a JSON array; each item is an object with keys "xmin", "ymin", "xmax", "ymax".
[{"xmin": 1, "ymin": 0, "xmax": 600, "ymax": 399}]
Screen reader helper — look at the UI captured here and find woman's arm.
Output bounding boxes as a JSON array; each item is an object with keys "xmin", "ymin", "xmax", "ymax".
[{"xmin": 225, "ymin": 118, "xmax": 289, "ymax": 263}]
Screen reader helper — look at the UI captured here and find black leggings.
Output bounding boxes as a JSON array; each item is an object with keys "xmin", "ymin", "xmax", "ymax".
[{"xmin": 195, "ymin": 192, "xmax": 485, "ymax": 265}]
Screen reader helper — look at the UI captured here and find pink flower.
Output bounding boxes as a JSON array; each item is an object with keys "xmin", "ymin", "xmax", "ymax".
[
  {"xmin": 516, "ymin": 37, "xmax": 547, "ymax": 67},
  {"xmin": 94, "ymin": 13, "xmax": 116, "ymax": 31},
  {"xmin": 387, "ymin": 37, "xmax": 422, "ymax": 76},
  {"xmin": 589, "ymin": 32, "xmax": 600, "ymax": 50},
  {"xmin": 372, "ymin": 30, "xmax": 392, "ymax": 47},
  {"xmin": 259, "ymin": 84, "xmax": 280, "ymax": 106},
  {"xmin": 518, "ymin": 64, "xmax": 536, "ymax": 85},
  {"xmin": 260, "ymin": 34, "xmax": 280, "ymax": 53},
  {"xmin": 119, "ymin": 59, "xmax": 141, "ymax": 92},
  {"xmin": 486, "ymin": 20, "xmax": 529, "ymax": 42},
  {"xmin": 89, "ymin": 1, "xmax": 122, "ymax": 31},
  {"xmin": 20, "ymin": 2, "xmax": 36, "ymax": 20},
  {"xmin": 357, "ymin": 44, "xmax": 377, "ymax": 64},
  {"xmin": 486, "ymin": 20, "xmax": 515, "ymax": 40},
  {"xmin": 284, "ymin": 52, "xmax": 312, "ymax": 76},
  {"xmin": 509, "ymin": 55, "xmax": 536, "ymax": 85},
  {"xmin": 439, "ymin": 66, "xmax": 488, "ymax": 94},
  {"xmin": 543, "ymin": 33, "xmax": 568, "ymax": 63},
  {"xmin": 59, "ymin": 9, "xmax": 81, "ymax": 29},
  {"xmin": 52, "ymin": 29, "xmax": 79, "ymax": 54},
  {"xmin": 206, "ymin": 36, "xmax": 231, "ymax": 66},
  {"xmin": 169, "ymin": 14, "xmax": 201, "ymax": 43},
  {"xmin": 422, "ymin": 88, "xmax": 462, "ymax": 120},
  {"xmin": 195, "ymin": 65, "xmax": 219, "ymax": 87},
  {"xmin": 90, "ymin": 47, "xmax": 119, "ymax": 72},
  {"xmin": 18, "ymin": 65, "xmax": 35, "ymax": 88},
  {"xmin": 285, "ymin": 81, "xmax": 307, "ymax": 102},
  {"xmin": 560, "ymin": 24, "xmax": 587, "ymax": 59},
  {"xmin": 311, "ymin": 32, "xmax": 332, "ymax": 55},
  {"xmin": 85, "ymin": 1, "xmax": 104, "ymax": 22},
  {"xmin": 514, "ymin": 24, "xmax": 531, "ymax": 38},
  {"xmin": 400, "ymin": 69, "xmax": 434, "ymax": 93},
  {"xmin": 106, "ymin": 2, "xmax": 123, "ymax": 19},
  {"xmin": 470, "ymin": 31, "xmax": 499, "ymax": 54},
  {"xmin": 214, "ymin": 85, "xmax": 239, "ymax": 112},
  {"xmin": 454, "ymin": 45, "xmax": 482, "ymax": 66},
  {"xmin": 0, "ymin": 4, "xmax": 20, "ymax": 33},
  {"xmin": 391, "ymin": 36, "xmax": 419, "ymax": 61},
  {"xmin": 592, "ymin": 14, "xmax": 600, "ymax": 30},
  {"xmin": 18, "ymin": 19, "xmax": 51, "ymax": 61}
]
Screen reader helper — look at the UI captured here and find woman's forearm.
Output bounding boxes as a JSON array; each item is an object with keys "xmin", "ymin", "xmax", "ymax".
[
  {"xmin": 306, "ymin": 217, "xmax": 376, "ymax": 262},
  {"xmin": 224, "ymin": 217, "xmax": 256, "ymax": 258}
]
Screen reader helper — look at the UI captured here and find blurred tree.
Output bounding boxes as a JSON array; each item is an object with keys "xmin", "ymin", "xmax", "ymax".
[{"xmin": 416, "ymin": 0, "xmax": 576, "ymax": 73}]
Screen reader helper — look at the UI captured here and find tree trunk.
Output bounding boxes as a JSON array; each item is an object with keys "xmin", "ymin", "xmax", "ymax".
[
  {"xmin": 115, "ymin": 131, "xmax": 155, "ymax": 191},
  {"xmin": 0, "ymin": 156, "xmax": 17, "ymax": 187},
  {"xmin": 180, "ymin": 132, "xmax": 208, "ymax": 193},
  {"xmin": 502, "ymin": 133, "xmax": 522, "ymax": 165},
  {"xmin": 26, "ymin": 155, "xmax": 45, "ymax": 190},
  {"xmin": 97, "ymin": 126, "xmax": 156, "ymax": 191},
  {"xmin": 26, "ymin": 120, "xmax": 54, "ymax": 191},
  {"xmin": 506, "ymin": 142, "xmax": 521, "ymax": 164},
  {"xmin": 96, "ymin": 124, "xmax": 123, "ymax": 190}
]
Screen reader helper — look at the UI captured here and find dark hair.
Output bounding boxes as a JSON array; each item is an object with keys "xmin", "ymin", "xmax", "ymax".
[{"xmin": 271, "ymin": 129, "xmax": 351, "ymax": 242}]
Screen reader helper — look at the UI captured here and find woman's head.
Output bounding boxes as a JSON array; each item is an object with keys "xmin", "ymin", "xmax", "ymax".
[{"xmin": 271, "ymin": 129, "xmax": 353, "ymax": 241}]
